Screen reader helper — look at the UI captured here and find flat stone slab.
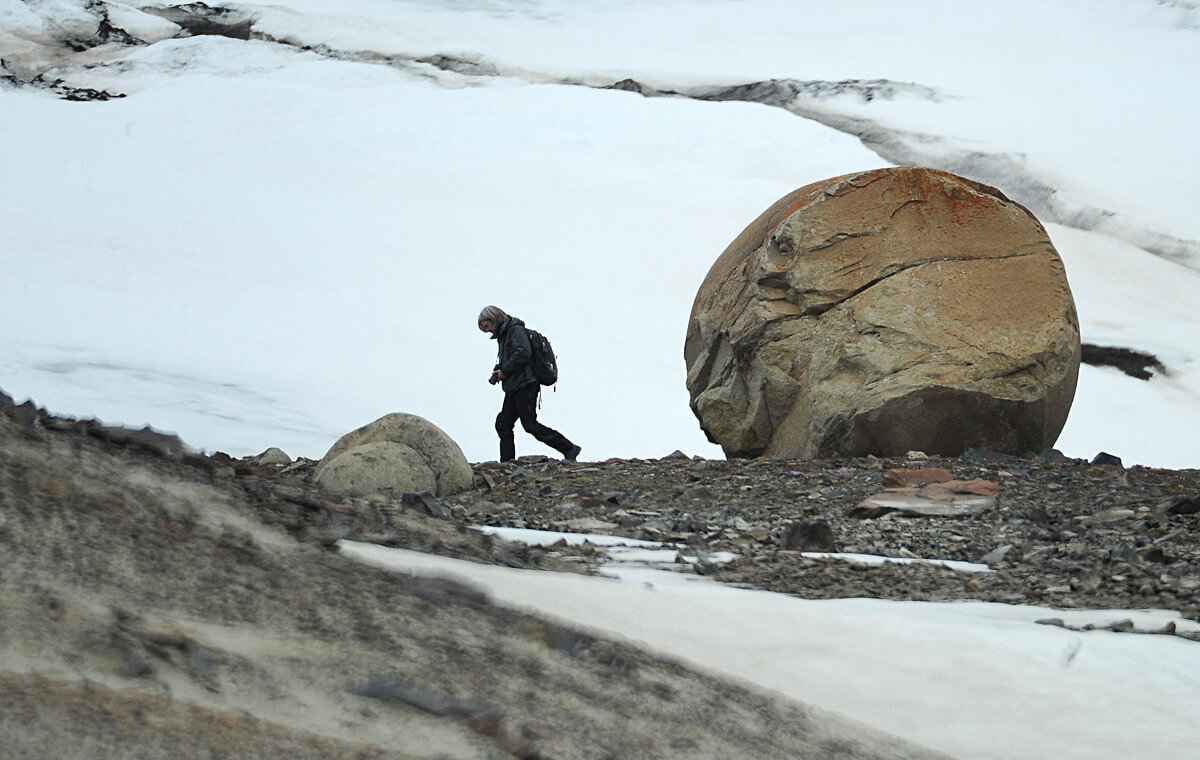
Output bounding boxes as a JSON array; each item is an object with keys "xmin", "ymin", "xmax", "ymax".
[
  {"xmin": 882, "ymin": 467, "xmax": 953, "ymax": 487},
  {"xmin": 551, "ymin": 518, "xmax": 621, "ymax": 534},
  {"xmin": 850, "ymin": 480, "xmax": 1000, "ymax": 518}
]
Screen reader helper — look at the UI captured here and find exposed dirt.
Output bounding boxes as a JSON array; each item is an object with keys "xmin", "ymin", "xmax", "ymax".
[
  {"xmin": 0, "ymin": 390, "xmax": 950, "ymax": 760},
  {"xmin": 1080, "ymin": 342, "xmax": 1166, "ymax": 380}
]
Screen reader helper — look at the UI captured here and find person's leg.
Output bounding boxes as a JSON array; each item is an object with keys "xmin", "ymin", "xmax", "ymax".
[
  {"xmin": 495, "ymin": 391, "xmax": 520, "ymax": 462},
  {"xmin": 514, "ymin": 384, "xmax": 578, "ymax": 458}
]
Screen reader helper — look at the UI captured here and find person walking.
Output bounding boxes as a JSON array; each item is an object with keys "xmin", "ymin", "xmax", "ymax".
[{"xmin": 478, "ymin": 305, "xmax": 581, "ymax": 463}]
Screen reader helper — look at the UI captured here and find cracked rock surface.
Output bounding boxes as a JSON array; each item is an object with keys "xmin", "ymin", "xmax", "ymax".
[{"xmin": 686, "ymin": 166, "xmax": 1081, "ymax": 459}]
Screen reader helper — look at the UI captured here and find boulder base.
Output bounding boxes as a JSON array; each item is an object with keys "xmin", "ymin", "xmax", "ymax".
[
  {"xmin": 315, "ymin": 441, "xmax": 437, "ymax": 498},
  {"xmin": 314, "ymin": 413, "xmax": 473, "ymax": 497},
  {"xmin": 685, "ymin": 167, "xmax": 1080, "ymax": 459}
]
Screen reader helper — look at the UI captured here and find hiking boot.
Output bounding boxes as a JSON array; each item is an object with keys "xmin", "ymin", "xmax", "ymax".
[{"xmin": 564, "ymin": 444, "xmax": 582, "ymax": 462}]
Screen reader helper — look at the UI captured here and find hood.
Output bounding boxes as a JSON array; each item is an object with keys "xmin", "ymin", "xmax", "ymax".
[{"xmin": 495, "ymin": 316, "xmax": 525, "ymax": 339}]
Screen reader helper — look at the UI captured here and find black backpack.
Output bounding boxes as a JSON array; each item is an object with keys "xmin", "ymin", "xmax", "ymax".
[{"xmin": 525, "ymin": 328, "xmax": 558, "ymax": 386}]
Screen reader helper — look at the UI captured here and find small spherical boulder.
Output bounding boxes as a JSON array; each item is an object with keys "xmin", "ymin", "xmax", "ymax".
[
  {"xmin": 685, "ymin": 167, "xmax": 1080, "ymax": 459},
  {"xmin": 314, "ymin": 441, "xmax": 437, "ymax": 498},
  {"xmin": 314, "ymin": 413, "xmax": 473, "ymax": 497}
]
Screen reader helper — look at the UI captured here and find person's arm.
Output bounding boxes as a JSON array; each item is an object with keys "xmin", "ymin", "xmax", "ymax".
[{"xmin": 498, "ymin": 325, "xmax": 532, "ymax": 378}]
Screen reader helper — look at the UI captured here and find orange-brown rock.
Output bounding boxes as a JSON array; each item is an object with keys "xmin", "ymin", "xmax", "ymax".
[
  {"xmin": 882, "ymin": 468, "xmax": 953, "ymax": 487},
  {"xmin": 851, "ymin": 479, "xmax": 1002, "ymax": 518},
  {"xmin": 925, "ymin": 480, "xmax": 1002, "ymax": 498},
  {"xmin": 685, "ymin": 167, "xmax": 1080, "ymax": 459}
]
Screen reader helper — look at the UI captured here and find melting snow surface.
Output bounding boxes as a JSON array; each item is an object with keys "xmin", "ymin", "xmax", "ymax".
[
  {"xmin": 342, "ymin": 540, "xmax": 1200, "ymax": 760},
  {"xmin": 2, "ymin": 0, "xmax": 1199, "ymax": 466}
]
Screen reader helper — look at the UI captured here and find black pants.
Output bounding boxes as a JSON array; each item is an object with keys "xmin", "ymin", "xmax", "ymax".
[{"xmin": 496, "ymin": 383, "xmax": 574, "ymax": 461}]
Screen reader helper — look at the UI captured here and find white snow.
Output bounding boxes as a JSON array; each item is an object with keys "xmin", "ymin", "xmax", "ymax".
[
  {"xmin": 342, "ymin": 540, "xmax": 1200, "ymax": 760},
  {"xmin": 474, "ymin": 524, "xmax": 738, "ymax": 568},
  {"xmin": 799, "ymin": 552, "xmax": 992, "ymax": 574},
  {"xmin": 474, "ymin": 524, "xmax": 988, "ymax": 573},
  {"xmin": 104, "ymin": 4, "xmax": 181, "ymax": 44},
  {"xmin": 475, "ymin": 525, "xmax": 666, "ymax": 549},
  {"xmin": 236, "ymin": 0, "xmax": 1200, "ymax": 256},
  {"xmin": 3, "ymin": 0, "xmax": 1198, "ymax": 466},
  {"xmin": 1049, "ymin": 224, "xmax": 1200, "ymax": 466}
]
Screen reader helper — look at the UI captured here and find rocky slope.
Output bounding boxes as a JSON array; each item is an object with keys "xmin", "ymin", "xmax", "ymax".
[{"xmin": 0, "ymin": 389, "xmax": 951, "ymax": 760}]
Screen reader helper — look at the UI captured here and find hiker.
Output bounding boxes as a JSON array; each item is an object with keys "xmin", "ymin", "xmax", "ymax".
[{"xmin": 478, "ymin": 305, "xmax": 581, "ymax": 463}]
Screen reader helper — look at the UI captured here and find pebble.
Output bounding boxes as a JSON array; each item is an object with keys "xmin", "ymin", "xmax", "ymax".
[
  {"xmin": 780, "ymin": 520, "xmax": 835, "ymax": 552},
  {"xmin": 980, "ymin": 544, "xmax": 1014, "ymax": 565}
]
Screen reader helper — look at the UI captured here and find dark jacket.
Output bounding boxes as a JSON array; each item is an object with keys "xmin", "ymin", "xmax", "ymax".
[{"xmin": 494, "ymin": 317, "xmax": 538, "ymax": 393}]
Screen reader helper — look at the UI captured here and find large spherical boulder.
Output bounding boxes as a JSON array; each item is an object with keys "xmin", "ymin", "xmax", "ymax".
[
  {"xmin": 685, "ymin": 167, "xmax": 1080, "ymax": 459},
  {"xmin": 314, "ymin": 413, "xmax": 473, "ymax": 497}
]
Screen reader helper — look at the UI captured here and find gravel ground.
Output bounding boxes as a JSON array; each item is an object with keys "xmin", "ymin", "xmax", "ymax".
[
  {"xmin": 441, "ymin": 452, "xmax": 1200, "ymax": 637},
  {"xmin": 0, "ymin": 390, "xmax": 951, "ymax": 760},
  {"xmin": 177, "ymin": 430, "xmax": 1199, "ymax": 638}
]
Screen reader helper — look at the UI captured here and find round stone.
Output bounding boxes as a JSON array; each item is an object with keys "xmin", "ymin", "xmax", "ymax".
[{"xmin": 685, "ymin": 167, "xmax": 1080, "ymax": 459}]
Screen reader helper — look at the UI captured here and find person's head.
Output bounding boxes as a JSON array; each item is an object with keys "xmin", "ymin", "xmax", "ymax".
[{"xmin": 477, "ymin": 305, "xmax": 509, "ymax": 336}]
